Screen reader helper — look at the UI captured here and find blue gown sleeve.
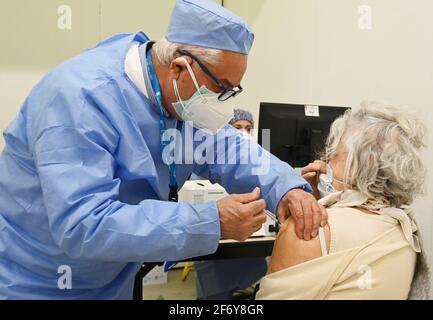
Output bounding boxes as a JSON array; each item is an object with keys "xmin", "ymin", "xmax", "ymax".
[
  {"xmin": 193, "ymin": 126, "xmax": 312, "ymax": 213},
  {"xmin": 33, "ymin": 125, "xmax": 220, "ymax": 263}
]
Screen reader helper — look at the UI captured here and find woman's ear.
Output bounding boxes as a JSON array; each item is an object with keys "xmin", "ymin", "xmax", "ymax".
[{"xmin": 169, "ymin": 57, "xmax": 193, "ymax": 80}]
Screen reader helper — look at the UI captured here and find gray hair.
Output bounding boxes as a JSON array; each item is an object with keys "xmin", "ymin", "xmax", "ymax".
[
  {"xmin": 152, "ymin": 37, "xmax": 222, "ymax": 66},
  {"xmin": 323, "ymin": 101, "xmax": 427, "ymax": 207}
]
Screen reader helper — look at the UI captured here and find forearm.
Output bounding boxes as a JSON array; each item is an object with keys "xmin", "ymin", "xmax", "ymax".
[{"xmin": 50, "ymin": 199, "xmax": 221, "ymax": 262}]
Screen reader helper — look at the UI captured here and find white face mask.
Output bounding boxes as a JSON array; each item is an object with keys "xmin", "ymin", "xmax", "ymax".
[
  {"xmin": 317, "ymin": 163, "xmax": 349, "ymax": 198},
  {"xmin": 241, "ymin": 130, "xmax": 253, "ymax": 141},
  {"xmin": 172, "ymin": 58, "xmax": 234, "ymax": 135},
  {"xmin": 317, "ymin": 164, "xmax": 336, "ymax": 198}
]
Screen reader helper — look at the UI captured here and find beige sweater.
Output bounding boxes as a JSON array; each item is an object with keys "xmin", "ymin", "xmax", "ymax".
[{"xmin": 256, "ymin": 191, "xmax": 418, "ymax": 300}]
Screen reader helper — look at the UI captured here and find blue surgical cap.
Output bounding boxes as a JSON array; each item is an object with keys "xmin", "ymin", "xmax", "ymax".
[
  {"xmin": 166, "ymin": 0, "xmax": 255, "ymax": 54},
  {"xmin": 229, "ymin": 109, "xmax": 255, "ymax": 128}
]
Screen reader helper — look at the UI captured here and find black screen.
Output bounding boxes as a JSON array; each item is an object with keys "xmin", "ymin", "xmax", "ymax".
[{"xmin": 258, "ymin": 103, "xmax": 350, "ymax": 167}]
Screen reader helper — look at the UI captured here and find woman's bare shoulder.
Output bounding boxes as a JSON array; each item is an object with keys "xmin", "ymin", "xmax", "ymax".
[{"xmin": 267, "ymin": 217, "xmax": 331, "ymax": 274}]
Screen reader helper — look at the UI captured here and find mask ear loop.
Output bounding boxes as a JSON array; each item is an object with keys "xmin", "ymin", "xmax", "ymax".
[
  {"xmin": 177, "ymin": 57, "xmax": 205, "ymax": 99},
  {"xmin": 325, "ymin": 163, "xmax": 352, "ymax": 190},
  {"xmin": 333, "ymin": 177, "xmax": 352, "ymax": 190},
  {"xmin": 172, "ymin": 79, "xmax": 185, "ymax": 109}
]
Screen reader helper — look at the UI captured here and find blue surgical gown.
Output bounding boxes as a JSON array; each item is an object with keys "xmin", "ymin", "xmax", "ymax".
[{"xmin": 0, "ymin": 32, "xmax": 310, "ymax": 299}]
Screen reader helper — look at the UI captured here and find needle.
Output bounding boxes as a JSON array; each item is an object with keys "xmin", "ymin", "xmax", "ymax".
[{"xmin": 264, "ymin": 209, "xmax": 281, "ymax": 227}]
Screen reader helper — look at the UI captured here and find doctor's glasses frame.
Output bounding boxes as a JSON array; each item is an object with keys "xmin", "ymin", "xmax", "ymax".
[{"xmin": 176, "ymin": 49, "xmax": 243, "ymax": 101}]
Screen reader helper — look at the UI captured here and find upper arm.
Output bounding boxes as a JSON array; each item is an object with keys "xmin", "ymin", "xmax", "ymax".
[
  {"xmin": 34, "ymin": 125, "xmax": 119, "ymax": 235},
  {"xmin": 267, "ymin": 217, "xmax": 331, "ymax": 275}
]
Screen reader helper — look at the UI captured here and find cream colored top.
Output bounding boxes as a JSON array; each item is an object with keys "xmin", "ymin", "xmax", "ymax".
[
  {"xmin": 327, "ymin": 207, "xmax": 398, "ymax": 254},
  {"xmin": 256, "ymin": 190, "xmax": 418, "ymax": 300}
]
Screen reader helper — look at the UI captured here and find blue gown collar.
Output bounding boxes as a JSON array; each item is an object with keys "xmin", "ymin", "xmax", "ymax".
[
  {"xmin": 138, "ymin": 41, "xmax": 172, "ymax": 118},
  {"xmin": 133, "ymin": 31, "xmax": 148, "ymax": 44}
]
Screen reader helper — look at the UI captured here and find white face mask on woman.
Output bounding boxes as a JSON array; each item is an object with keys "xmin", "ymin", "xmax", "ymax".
[
  {"xmin": 172, "ymin": 58, "xmax": 234, "ymax": 135},
  {"xmin": 317, "ymin": 163, "xmax": 349, "ymax": 198},
  {"xmin": 317, "ymin": 164, "xmax": 336, "ymax": 198}
]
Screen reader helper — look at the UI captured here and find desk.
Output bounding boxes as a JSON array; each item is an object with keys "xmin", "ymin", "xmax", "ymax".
[{"xmin": 133, "ymin": 236, "xmax": 275, "ymax": 300}]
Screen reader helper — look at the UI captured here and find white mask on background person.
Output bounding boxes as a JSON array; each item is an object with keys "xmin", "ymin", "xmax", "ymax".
[
  {"xmin": 241, "ymin": 130, "xmax": 253, "ymax": 141},
  {"xmin": 317, "ymin": 164, "xmax": 336, "ymax": 198},
  {"xmin": 172, "ymin": 58, "xmax": 234, "ymax": 135}
]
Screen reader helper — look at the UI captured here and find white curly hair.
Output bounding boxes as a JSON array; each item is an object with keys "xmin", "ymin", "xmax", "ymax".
[{"xmin": 323, "ymin": 101, "xmax": 427, "ymax": 207}]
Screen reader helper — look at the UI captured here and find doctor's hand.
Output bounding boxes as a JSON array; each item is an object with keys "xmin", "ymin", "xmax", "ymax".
[
  {"xmin": 216, "ymin": 187, "xmax": 267, "ymax": 242},
  {"xmin": 277, "ymin": 188, "xmax": 327, "ymax": 241}
]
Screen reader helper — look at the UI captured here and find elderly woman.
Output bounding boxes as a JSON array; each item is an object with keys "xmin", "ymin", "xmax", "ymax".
[{"xmin": 256, "ymin": 103, "xmax": 430, "ymax": 300}]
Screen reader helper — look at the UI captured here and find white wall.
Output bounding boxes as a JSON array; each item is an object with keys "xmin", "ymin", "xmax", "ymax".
[
  {"xmin": 0, "ymin": 0, "xmax": 177, "ymax": 150},
  {"xmin": 0, "ymin": 68, "xmax": 48, "ymax": 149}
]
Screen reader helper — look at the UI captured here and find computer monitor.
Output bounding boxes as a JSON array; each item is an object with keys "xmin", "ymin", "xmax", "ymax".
[{"xmin": 258, "ymin": 103, "xmax": 350, "ymax": 168}]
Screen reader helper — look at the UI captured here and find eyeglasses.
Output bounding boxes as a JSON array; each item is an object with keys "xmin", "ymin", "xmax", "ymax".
[{"xmin": 177, "ymin": 49, "xmax": 243, "ymax": 102}]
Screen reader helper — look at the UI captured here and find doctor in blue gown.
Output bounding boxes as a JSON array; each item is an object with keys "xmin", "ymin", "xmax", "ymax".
[{"xmin": 0, "ymin": 0, "xmax": 327, "ymax": 299}]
